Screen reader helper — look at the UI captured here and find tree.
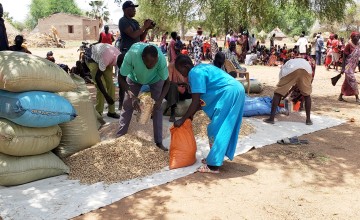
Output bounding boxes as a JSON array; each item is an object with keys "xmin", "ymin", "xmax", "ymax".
[
  {"xmin": 319, "ymin": 3, "xmax": 360, "ymax": 38},
  {"xmin": 86, "ymin": 1, "xmax": 110, "ymax": 22},
  {"xmin": 136, "ymin": 0, "xmax": 200, "ymax": 38},
  {"xmin": 114, "ymin": 0, "xmax": 353, "ymax": 39},
  {"xmin": 26, "ymin": 0, "xmax": 83, "ymax": 29}
]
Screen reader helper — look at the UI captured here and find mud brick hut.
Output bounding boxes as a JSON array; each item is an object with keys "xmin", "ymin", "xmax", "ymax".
[{"xmin": 38, "ymin": 13, "xmax": 99, "ymax": 41}]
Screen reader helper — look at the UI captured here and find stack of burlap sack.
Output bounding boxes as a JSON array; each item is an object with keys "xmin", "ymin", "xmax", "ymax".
[{"xmin": 0, "ymin": 51, "xmax": 100, "ymax": 186}]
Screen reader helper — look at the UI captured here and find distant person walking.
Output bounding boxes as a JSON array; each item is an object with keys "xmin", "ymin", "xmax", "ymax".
[
  {"xmin": 192, "ymin": 27, "xmax": 204, "ymax": 65},
  {"xmin": 315, "ymin": 33, "xmax": 324, "ymax": 65},
  {"xmin": 338, "ymin": 32, "xmax": 360, "ymax": 104}
]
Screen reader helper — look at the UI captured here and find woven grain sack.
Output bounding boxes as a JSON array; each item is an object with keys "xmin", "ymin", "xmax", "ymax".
[
  {"xmin": 169, "ymin": 119, "xmax": 197, "ymax": 169},
  {"xmin": 0, "ymin": 119, "xmax": 62, "ymax": 156},
  {"xmin": 0, "ymin": 152, "xmax": 69, "ymax": 186},
  {"xmin": 0, "ymin": 90, "xmax": 77, "ymax": 127},
  {"xmin": 162, "ymin": 99, "xmax": 191, "ymax": 117},
  {"xmin": 136, "ymin": 92, "xmax": 155, "ymax": 124},
  {"xmin": 55, "ymin": 75, "xmax": 100, "ymax": 158},
  {"xmin": 239, "ymin": 78, "xmax": 263, "ymax": 94},
  {"xmin": 0, "ymin": 51, "xmax": 76, "ymax": 92}
]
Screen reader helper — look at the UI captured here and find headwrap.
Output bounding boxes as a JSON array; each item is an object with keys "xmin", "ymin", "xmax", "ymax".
[{"xmin": 351, "ymin": 32, "xmax": 360, "ymax": 38}]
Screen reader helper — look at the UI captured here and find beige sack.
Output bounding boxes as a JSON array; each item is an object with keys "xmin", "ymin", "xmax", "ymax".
[
  {"xmin": 54, "ymin": 75, "xmax": 100, "ymax": 158},
  {"xmin": 136, "ymin": 92, "xmax": 155, "ymax": 124},
  {"xmin": 0, "ymin": 152, "xmax": 69, "ymax": 186},
  {"xmin": 0, "ymin": 51, "xmax": 76, "ymax": 92},
  {"xmin": 0, "ymin": 119, "xmax": 62, "ymax": 156},
  {"xmin": 162, "ymin": 99, "xmax": 192, "ymax": 117}
]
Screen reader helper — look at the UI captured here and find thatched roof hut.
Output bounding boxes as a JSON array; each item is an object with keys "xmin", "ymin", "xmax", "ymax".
[{"xmin": 268, "ymin": 27, "xmax": 287, "ymax": 40}]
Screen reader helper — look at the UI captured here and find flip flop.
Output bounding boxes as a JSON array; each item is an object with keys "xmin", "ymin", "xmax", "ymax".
[
  {"xmin": 197, "ymin": 165, "xmax": 220, "ymax": 174},
  {"xmin": 277, "ymin": 136, "xmax": 309, "ymax": 145},
  {"xmin": 263, "ymin": 118, "xmax": 275, "ymax": 124}
]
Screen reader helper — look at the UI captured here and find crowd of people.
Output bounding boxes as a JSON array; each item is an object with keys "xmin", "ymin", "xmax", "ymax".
[{"xmin": 1, "ymin": 0, "xmax": 360, "ymax": 174}]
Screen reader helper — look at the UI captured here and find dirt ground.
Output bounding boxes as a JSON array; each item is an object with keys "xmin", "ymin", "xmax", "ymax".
[{"xmin": 30, "ymin": 45, "xmax": 360, "ymax": 219}]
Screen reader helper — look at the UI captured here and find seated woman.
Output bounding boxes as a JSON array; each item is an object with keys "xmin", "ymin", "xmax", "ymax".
[
  {"xmin": 268, "ymin": 50, "xmax": 278, "ymax": 66},
  {"xmin": 260, "ymin": 50, "xmax": 269, "ymax": 65},
  {"xmin": 174, "ymin": 55, "xmax": 246, "ymax": 173}
]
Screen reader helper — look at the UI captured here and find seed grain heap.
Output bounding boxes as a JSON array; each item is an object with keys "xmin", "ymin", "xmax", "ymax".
[
  {"xmin": 65, "ymin": 134, "xmax": 169, "ymax": 184},
  {"xmin": 192, "ymin": 111, "xmax": 255, "ymax": 138}
]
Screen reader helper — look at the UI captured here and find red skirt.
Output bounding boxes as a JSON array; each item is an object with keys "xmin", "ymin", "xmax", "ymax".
[{"xmin": 325, "ymin": 55, "xmax": 332, "ymax": 67}]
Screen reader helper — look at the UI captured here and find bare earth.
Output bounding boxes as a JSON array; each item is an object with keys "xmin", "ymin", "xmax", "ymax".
[{"xmin": 31, "ymin": 45, "xmax": 360, "ymax": 220}]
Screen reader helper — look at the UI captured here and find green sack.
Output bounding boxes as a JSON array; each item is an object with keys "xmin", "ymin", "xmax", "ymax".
[
  {"xmin": 0, "ymin": 119, "xmax": 62, "ymax": 156},
  {"xmin": 0, "ymin": 51, "xmax": 76, "ymax": 92},
  {"xmin": 239, "ymin": 78, "xmax": 263, "ymax": 94},
  {"xmin": 55, "ymin": 75, "xmax": 100, "ymax": 158},
  {"xmin": 162, "ymin": 99, "xmax": 192, "ymax": 117},
  {"xmin": 0, "ymin": 152, "xmax": 69, "ymax": 186}
]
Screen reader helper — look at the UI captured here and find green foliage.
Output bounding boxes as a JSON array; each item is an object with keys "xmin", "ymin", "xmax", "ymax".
[
  {"xmin": 26, "ymin": 0, "xmax": 83, "ymax": 29},
  {"xmin": 3, "ymin": 12, "xmax": 25, "ymax": 31},
  {"xmin": 86, "ymin": 1, "xmax": 110, "ymax": 22},
  {"xmin": 136, "ymin": 0, "xmax": 200, "ymax": 38},
  {"xmin": 319, "ymin": 2, "xmax": 360, "ymax": 38},
  {"xmin": 135, "ymin": 0, "xmax": 335, "ymax": 37}
]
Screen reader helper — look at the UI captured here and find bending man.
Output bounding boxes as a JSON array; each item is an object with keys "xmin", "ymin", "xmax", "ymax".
[
  {"xmin": 264, "ymin": 58, "xmax": 313, "ymax": 125},
  {"xmin": 117, "ymin": 43, "xmax": 170, "ymax": 151}
]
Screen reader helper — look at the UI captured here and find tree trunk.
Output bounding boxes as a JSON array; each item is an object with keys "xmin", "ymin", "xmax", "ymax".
[{"xmin": 180, "ymin": 21, "xmax": 186, "ymax": 39}]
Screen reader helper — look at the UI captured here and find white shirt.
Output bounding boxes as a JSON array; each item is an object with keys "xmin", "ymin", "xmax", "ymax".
[
  {"xmin": 279, "ymin": 58, "xmax": 312, "ymax": 79},
  {"xmin": 296, "ymin": 37, "xmax": 308, "ymax": 54}
]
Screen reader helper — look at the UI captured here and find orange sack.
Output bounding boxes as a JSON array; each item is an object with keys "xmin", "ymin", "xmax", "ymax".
[{"xmin": 169, "ymin": 119, "xmax": 197, "ymax": 169}]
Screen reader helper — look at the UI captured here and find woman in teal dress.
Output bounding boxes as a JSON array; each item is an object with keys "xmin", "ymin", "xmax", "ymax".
[{"xmin": 174, "ymin": 55, "xmax": 245, "ymax": 173}]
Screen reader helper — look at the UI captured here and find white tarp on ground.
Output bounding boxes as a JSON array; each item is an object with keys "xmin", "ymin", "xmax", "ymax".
[{"xmin": 0, "ymin": 115, "xmax": 344, "ymax": 220}]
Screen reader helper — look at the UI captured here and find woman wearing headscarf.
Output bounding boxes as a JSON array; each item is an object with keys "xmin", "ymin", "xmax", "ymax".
[
  {"xmin": 338, "ymin": 32, "xmax": 360, "ymax": 104},
  {"xmin": 192, "ymin": 27, "xmax": 204, "ymax": 65}
]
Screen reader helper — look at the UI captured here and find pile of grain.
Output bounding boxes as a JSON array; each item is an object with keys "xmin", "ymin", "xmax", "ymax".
[
  {"xmin": 65, "ymin": 134, "xmax": 169, "ymax": 184},
  {"xmin": 192, "ymin": 111, "xmax": 256, "ymax": 138},
  {"xmin": 99, "ymin": 116, "xmax": 171, "ymax": 142}
]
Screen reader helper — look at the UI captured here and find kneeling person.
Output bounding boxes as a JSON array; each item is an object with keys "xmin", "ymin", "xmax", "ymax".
[
  {"xmin": 264, "ymin": 58, "xmax": 313, "ymax": 125},
  {"xmin": 117, "ymin": 43, "xmax": 170, "ymax": 151}
]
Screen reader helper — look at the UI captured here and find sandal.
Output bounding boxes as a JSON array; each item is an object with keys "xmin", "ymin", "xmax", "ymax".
[
  {"xmin": 306, "ymin": 120, "xmax": 313, "ymax": 125},
  {"xmin": 197, "ymin": 165, "xmax": 220, "ymax": 174},
  {"xmin": 277, "ymin": 136, "xmax": 309, "ymax": 145},
  {"xmin": 263, "ymin": 118, "xmax": 275, "ymax": 124},
  {"xmin": 338, "ymin": 96, "xmax": 346, "ymax": 102}
]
